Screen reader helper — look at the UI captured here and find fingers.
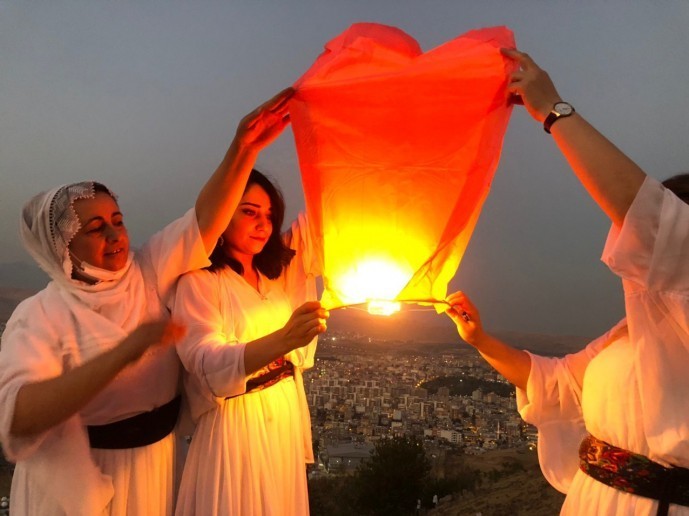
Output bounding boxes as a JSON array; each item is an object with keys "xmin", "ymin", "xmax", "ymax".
[
  {"xmin": 445, "ymin": 291, "xmax": 477, "ymax": 324},
  {"xmin": 289, "ymin": 301, "xmax": 329, "ymax": 337},
  {"xmin": 162, "ymin": 320, "xmax": 187, "ymax": 343},
  {"xmin": 500, "ymin": 48, "xmax": 536, "ymax": 70},
  {"xmin": 241, "ymin": 86, "xmax": 293, "ymax": 128},
  {"xmin": 141, "ymin": 319, "xmax": 186, "ymax": 345},
  {"xmin": 293, "ymin": 300, "xmax": 325, "ymax": 315},
  {"xmin": 264, "ymin": 87, "xmax": 295, "ymax": 111},
  {"xmin": 255, "ymin": 87, "xmax": 294, "ymax": 121},
  {"xmin": 508, "ymin": 93, "xmax": 524, "ymax": 106}
]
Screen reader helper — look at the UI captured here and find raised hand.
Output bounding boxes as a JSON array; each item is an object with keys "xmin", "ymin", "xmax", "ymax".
[
  {"xmin": 281, "ymin": 301, "xmax": 329, "ymax": 351},
  {"xmin": 120, "ymin": 319, "xmax": 187, "ymax": 363},
  {"xmin": 234, "ymin": 87, "xmax": 294, "ymax": 152},
  {"xmin": 501, "ymin": 48, "xmax": 562, "ymax": 123},
  {"xmin": 445, "ymin": 291, "xmax": 485, "ymax": 347},
  {"xmin": 445, "ymin": 291, "xmax": 531, "ymax": 389}
]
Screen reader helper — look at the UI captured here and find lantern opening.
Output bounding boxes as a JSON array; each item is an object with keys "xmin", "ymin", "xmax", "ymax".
[
  {"xmin": 366, "ymin": 300, "xmax": 401, "ymax": 316},
  {"xmin": 337, "ymin": 258, "xmax": 412, "ymax": 308}
]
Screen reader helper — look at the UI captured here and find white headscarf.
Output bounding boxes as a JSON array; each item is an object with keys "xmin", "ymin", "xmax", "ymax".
[{"xmin": 19, "ymin": 181, "xmax": 134, "ymax": 295}]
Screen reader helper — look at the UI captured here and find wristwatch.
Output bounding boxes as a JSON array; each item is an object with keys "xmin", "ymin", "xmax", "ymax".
[{"xmin": 543, "ymin": 101, "xmax": 575, "ymax": 134}]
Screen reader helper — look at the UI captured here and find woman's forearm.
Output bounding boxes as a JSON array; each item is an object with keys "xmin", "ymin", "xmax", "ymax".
[
  {"xmin": 550, "ymin": 113, "xmax": 646, "ymax": 227},
  {"xmin": 472, "ymin": 333, "xmax": 531, "ymax": 391},
  {"xmin": 242, "ymin": 329, "xmax": 294, "ymax": 377},
  {"xmin": 195, "ymin": 141, "xmax": 257, "ymax": 253},
  {"xmin": 11, "ymin": 342, "xmax": 138, "ymax": 437},
  {"xmin": 195, "ymin": 88, "xmax": 293, "ymax": 254},
  {"xmin": 11, "ymin": 320, "xmax": 178, "ymax": 437},
  {"xmin": 500, "ymin": 48, "xmax": 646, "ymax": 226}
]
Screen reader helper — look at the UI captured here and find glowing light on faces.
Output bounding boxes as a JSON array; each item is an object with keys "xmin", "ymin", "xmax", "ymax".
[
  {"xmin": 69, "ymin": 192, "xmax": 129, "ymax": 272},
  {"xmin": 223, "ymin": 184, "xmax": 272, "ymax": 263}
]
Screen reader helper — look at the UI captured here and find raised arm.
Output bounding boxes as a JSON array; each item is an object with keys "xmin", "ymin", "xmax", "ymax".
[
  {"xmin": 195, "ymin": 88, "xmax": 293, "ymax": 253},
  {"xmin": 445, "ymin": 291, "xmax": 531, "ymax": 390},
  {"xmin": 501, "ymin": 48, "xmax": 646, "ymax": 227}
]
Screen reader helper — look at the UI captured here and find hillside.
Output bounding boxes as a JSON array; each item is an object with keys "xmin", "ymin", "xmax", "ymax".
[
  {"xmin": 431, "ymin": 449, "xmax": 565, "ymax": 515},
  {"xmin": 326, "ymin": 306, "xmax": 589, "ymax": 357}
]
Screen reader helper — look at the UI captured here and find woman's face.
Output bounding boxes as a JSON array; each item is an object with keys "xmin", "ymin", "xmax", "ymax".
[
  {"xmin": 68, "ymin": 192, "xmax": 130, "ymax": 271},
  {"xmin": 222, "ymin": 183, "xmax": 273, "ymax": 262}
]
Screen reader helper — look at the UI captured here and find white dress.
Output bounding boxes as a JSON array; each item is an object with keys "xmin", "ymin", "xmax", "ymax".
[
  {"xmin": 174, "ymin": 215, "xmax": 318, "ymax": 516},
  {"xmin": 0, "ymin": 209, "xmax": 210, "ymax": 516},
  {"xmin": 517, "ymin": 177, "xmax": 689, "ymax": 515}
]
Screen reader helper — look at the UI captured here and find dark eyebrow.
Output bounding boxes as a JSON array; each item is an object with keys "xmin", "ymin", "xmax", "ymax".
[
  {"xmin": 83, "ymin": 211, "xmax": 123, "ymax": 226},
  {"xmin": 239, "ymin": 202, "xmax": 271, "ymax": 210}
]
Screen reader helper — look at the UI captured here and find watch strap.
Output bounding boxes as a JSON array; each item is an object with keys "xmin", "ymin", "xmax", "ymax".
[{"xmin": 543, "ymin": 103, "xmax": 575, "ymax": 134}]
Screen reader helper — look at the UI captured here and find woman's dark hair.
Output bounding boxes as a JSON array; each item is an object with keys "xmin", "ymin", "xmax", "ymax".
[
  {"xmin": 93, "ymin": 182, "xmax": 117, "ymax": 199},
  {"xmin": 662, "ymin": 173, "xmax": 689, "ymax": 205},
  {"xmin": 208, "ymin": 169, "xmax": 295, "ymax": 279}
]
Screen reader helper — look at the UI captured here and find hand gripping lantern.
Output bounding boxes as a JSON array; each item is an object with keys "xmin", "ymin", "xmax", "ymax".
[{"xmin": 290, "ymin": 23, "xmax": 516, "ymax": 314}]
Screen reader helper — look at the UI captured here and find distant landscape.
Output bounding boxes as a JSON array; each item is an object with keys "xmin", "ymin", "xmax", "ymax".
[
  {"xmin": 325, "ymin": 306, "xmax": 589, "ymax": 357},
  {"xmin": 0, "ymin": 261, "xmax": 48, "ymax": 292}
]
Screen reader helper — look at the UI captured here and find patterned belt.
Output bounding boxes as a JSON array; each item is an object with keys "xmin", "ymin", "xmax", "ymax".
[
  {"xmin": 579, "ymin": 434, "xmax": 689, "ymax": 516},
  {"xmin": 227, "ymin": 359, "xmax": 294, "ymax": 398}
]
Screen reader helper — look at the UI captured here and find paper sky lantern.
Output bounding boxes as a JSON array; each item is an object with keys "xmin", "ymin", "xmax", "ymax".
[{"xmin": 290, "ymin": 23, "xmax": 515, "ymax": 314}]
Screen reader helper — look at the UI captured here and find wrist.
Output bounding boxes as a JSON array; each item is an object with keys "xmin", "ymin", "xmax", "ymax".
[
  {"xmin": 116, "ymin": 336, "xmax": 146, "ymax": 366},
  {"xmin": 471, "ymin": 331, "xmax": 491, "ymax": 351},
  {"xmin": 228, "ymin": 138, "xmax": 259, "ymax": 163},
  {"xmin": 275, "ymin": 328, "xmax": 295, "ymax": 355},
  {"xmin": 543, "ymin": 101, "xmax": 575, "ymax": 133},
  {"xmin": 536, "ymin": 98, "xmax": 561, "ymax": 122}
]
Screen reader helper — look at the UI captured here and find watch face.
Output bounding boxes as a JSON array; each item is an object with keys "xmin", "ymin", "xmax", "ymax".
[{"xmin": 554, "ymin": 102, "xmax": 573, "ymax": 116}]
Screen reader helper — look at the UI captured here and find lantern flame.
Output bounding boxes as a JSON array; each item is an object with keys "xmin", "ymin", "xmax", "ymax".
[
  {"xmin": 337, "ymin": 258, "xmax": 411, "ymax": 312},
  {"xmin": 367, "ymin": 300, "xmax": 401, "ymax": 316}
]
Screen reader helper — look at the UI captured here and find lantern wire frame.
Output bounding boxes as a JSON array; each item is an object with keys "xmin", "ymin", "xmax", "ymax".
[{"xmin": 327, "ymin": 298, "xmax": 471, "ymax": 321}]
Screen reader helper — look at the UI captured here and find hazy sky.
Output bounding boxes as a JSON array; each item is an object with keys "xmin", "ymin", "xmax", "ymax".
[{"xmin": 1, "ymin": 1, "xmax": 688, "ymax": 338}]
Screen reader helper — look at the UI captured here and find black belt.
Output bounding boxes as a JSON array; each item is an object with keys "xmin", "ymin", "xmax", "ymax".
[
  {"xmin": 579, "ymin": 434, "xmax": 689, "ymax": 516},
  {"xmin": 87, "ymin": 396, "xmax": 181, "ymax": 449}
]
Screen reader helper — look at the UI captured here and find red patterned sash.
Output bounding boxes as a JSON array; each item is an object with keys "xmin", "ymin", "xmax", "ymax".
[
  {"xmin": 579, "ymin": 435, "xmax": 689, "ymax": 516},
  {"xmin": 226, "ymin": 358, "xmax": 294, "ymax": 398}
]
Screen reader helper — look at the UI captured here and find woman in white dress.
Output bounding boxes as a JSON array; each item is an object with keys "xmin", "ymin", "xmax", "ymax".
[
  {"xmin": 444, "ymin": 50, "xmax": 689, "ymax": 515},
  {"xmin": 0, "ymin": 88, "xmax": 294, "ymax": 516},
  {"xmin": 173, "ymin": 169, "xmax": 329, "ymax": 516}
]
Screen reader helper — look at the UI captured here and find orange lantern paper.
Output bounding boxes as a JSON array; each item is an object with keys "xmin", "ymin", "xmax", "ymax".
[{"xmin": 290, "ymin": 23, "xmax": 516, "ymax": 314}]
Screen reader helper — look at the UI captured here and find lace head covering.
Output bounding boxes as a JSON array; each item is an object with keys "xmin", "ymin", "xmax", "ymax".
[{"xmin": 19, "ymin": 181, "xmax": 120, "ymax": 288}]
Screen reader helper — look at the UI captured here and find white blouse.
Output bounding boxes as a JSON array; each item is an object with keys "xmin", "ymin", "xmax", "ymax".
[
  {"xmin": 517, "ymin": 177, "xmax": 689, "ymax": 513},
  {"xmin": 0, "ymin": 208, "xmax": 210, "ymax": 514}
]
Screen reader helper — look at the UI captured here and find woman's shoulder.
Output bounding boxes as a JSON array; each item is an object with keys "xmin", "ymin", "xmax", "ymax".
[
  {"xmin": 3, "ymin": 284, "xmax": 62, "ymax": 335},
  {"xmin": 177, "ymin": 267, "xmax": 232, "ymax": 297}
]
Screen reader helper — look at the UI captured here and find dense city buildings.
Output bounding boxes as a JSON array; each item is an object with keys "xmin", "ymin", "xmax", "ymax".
[{"xmin": 305, "ymin": 330, "xmax": 537, "ymax": 476}]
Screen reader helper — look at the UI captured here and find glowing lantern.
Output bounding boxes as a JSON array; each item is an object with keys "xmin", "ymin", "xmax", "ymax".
[{"xmin": 290, "ymin": 23, "xmax": 516, "ymax": 313}]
